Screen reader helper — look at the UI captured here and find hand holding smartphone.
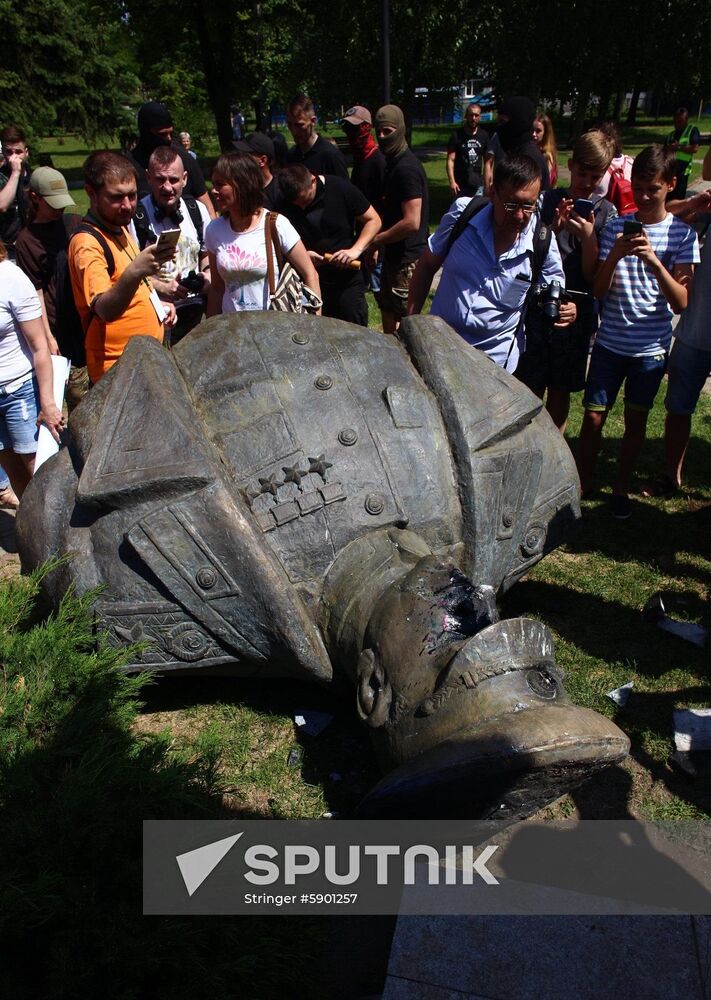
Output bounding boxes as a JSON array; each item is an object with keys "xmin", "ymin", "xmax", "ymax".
[
  {"xmin": 573, "ymin": 198, "xmax": 594, "ymax": 218},
  {"xmin": 154, "ymin": 228, "xmax": 181, "ymax": 261},
  {"xmin": 623, "ymin": 220, "xmax": 644, "ymax": 236}
]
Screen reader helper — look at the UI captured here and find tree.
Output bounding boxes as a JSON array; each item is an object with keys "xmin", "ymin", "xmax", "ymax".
[{"xmin": 0, "ymin": 0, "xmax": 139, "ymax": 140}]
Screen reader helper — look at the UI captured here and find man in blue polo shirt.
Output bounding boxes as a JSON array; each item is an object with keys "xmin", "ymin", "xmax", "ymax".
[{"xmin": 407, "ymin": 153, "xmax": 571, "ymax": 373}]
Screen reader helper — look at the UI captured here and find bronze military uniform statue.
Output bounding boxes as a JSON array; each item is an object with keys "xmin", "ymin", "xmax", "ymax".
[{"xmin": 18, "ymin": 313, "xmax": 628, "ymax": 818}]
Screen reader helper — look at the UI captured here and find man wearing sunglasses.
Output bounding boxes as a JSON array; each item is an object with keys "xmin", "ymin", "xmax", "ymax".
[{"xmin": 407, "ymin": 152, "xmax": 572, "ymax": 372}]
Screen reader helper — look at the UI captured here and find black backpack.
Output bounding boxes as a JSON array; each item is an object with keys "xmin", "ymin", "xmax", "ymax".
[
  {"xmin": 52, "ymin": 215, "xmax": 91, "ymax": 366},
  {"xmin": 442, "ymin": 194, "xmax": 553, "ymax": 366},
  {"xmin": 133, "ymin": 197, "xmax": 204, "ymax": 250}
]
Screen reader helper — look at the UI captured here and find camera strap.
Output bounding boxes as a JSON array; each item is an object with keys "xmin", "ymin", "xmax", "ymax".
[{"xmin": 505, "ymin": 217, "xmax": 553, "ymax": 367}]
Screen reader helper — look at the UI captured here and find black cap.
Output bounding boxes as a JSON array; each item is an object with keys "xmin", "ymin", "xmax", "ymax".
[{"xmin": 232, "ymin": 132, "xmax": 275, "ymax": 162}]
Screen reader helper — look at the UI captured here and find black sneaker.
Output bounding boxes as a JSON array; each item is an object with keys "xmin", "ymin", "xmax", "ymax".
[{"xmin": 610, "ymin": 494, "xmax": 632, "ymax": 519}]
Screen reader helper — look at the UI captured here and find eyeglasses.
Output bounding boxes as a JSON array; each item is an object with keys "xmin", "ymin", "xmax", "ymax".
[{"xmin": 502, "ymin": 201, "xmax": 537, "ymax": 215}]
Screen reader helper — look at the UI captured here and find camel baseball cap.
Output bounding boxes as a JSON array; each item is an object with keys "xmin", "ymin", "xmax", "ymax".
[
  {"xmin": 342, "ymin": 106, "xmax": 372, "ymax": 126},
  {"xmin": 29, "ymin": 167, "xmax": 76, "ymax": 209}
]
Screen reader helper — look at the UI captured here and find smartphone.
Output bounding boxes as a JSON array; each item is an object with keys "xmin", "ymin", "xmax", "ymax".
[
  {"xmin": 623, "ymin": 220, "xmax": 643, "ymax": 236},
  {"xmin": 154, "ymin": 228, "xmax": 181, "ymax": 256},
  {"xmin": 573, "ymin": 198, "xmax": 594, "ymax": 218}
]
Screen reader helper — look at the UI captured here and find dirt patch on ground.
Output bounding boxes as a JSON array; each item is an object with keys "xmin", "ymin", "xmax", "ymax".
[
  {"xmin": 0, "ymin": 511, "xmax": 20, "ymax": 580},
  {"xmin": 132, "ymin": 708, "xmax": 208, "ymax": 743}
]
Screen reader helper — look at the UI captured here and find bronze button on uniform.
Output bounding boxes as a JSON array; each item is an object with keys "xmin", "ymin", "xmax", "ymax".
[
  {"xmin": 365, "ymin": 493, "xmax": 385, "ymax": 515},
  {"xmin": 338, "ymin": 428, "xmax": 358, "ymax": 446}
]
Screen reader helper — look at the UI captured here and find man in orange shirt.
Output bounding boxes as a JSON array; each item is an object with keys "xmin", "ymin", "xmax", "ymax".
[{"xmin": 69, "ymin": 151, "xmax": 176, "ymax": 383}]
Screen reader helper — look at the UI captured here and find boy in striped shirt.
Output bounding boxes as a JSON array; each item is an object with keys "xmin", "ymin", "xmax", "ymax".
[{"xmin": 577, "ymin": 145, "xmax": 699, "ymax": 519}]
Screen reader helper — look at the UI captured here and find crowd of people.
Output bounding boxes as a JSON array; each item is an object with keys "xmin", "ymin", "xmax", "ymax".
[{"xmin": 0, "ymin": 95, "xmax": 710, "ymax": 520}]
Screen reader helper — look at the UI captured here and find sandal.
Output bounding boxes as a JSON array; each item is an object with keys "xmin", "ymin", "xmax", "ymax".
[{"xmin": 641, "ymin": 473, "xmax": 678, "ymax": 499}]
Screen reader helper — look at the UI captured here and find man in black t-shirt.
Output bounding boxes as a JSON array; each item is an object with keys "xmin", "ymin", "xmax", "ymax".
[
  {"xmin": 341, "ymin": 105, "xmax": 386, "ymax": 210},
  {"xmin": 286, "ymin": 94, "xmax": 349, "ymax": 180},
  {"xmin": 447, "ymin": 103, "xmax": 489, "ymax": 198},
  {"xmin": 0, "ymin": 125, "xmax": 31, "ymax": 258},
  {"xmin": 367, "ymin": 105, "xmax": 429, "ymax": 336},
  {"xmin": 125, "ymin": 102, "xmax": 215, "ymax": 220},
  {"xmin": 278, "ymin": 164, "xmax": 381, "ymax": 325},
  {"xmin": 341, "ymin": 105, "xmax": 386, "ymax": 294}
]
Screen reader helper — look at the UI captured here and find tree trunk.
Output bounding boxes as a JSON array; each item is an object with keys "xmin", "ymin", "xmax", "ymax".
[
  {"xmin": 570, "ymin": 89, "xmax": 591, "ymax": 144},
  {"xmin": 612, "ymin": 90, "xmax": 624, "ymax": 121},
  {"xmin": 597, "ymin": 86, "xmax": 611, "ymax": 121},
  {"xmin": 625, "ymin": 79, "xmax": 642, "ymax": 126},
  {"xmin": 190, "ymin": 2, "xmax": 234, "ymax": 151}
]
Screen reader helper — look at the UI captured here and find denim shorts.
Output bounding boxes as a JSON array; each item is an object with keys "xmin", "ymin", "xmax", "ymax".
[
  {"xmin": 583, "ymin": 344, "xmax": 667, "ymax": 412},
  {"xmin": 0, "ymin": 375, "xmax": 39, "ymax": 453},
  {"xmin": 665, "ymin": 339, "xmax": 711, "ymax": 416}
]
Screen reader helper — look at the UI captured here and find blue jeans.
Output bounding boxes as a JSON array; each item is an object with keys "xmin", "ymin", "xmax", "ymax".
[
  {"xmin": 584, "ymin": 344, "xmax": 667, "ymax": 412},
  {"xmin": 0, "ymin": 375, "xmax": 39, "ymax": 454},
  {"xmin": 665, "ymin": 339, "xmax": 711, "ymax": 416}
]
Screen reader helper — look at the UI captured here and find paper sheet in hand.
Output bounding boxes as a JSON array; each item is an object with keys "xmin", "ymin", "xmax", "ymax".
[{"xmin": 34, "ymin": 356, "xmax": 70, "ymax": 472}]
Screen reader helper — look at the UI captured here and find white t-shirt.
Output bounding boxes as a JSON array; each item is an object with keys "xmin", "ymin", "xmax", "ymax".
[
  {"xmin": 205, "ymin": 209, "xmax": 300, "ymax": 312},
  {"xmin": 139, "ymin": 195, "xmax": 210, "ymax": 284},
  {"xmin": 0, "ymin": 259, "xmax": 41, "ymax": 384}
]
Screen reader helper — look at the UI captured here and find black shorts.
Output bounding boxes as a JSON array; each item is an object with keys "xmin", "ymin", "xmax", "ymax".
[{"xmin": 515, "ymin": 319, "xmax": 593, "ymax": 395}]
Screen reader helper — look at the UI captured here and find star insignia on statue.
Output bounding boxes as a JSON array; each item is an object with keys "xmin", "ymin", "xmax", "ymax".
[
  {"xmin": 258, "ymin": 473, "xmax": 282, "ymax": 496},
  {"xmin": 282, "ymin": 465, "xmax": 306, "ymax": 486},
  {"xmin": 308, "ymin": 454, "xmax": 333, "ymax": 480}
]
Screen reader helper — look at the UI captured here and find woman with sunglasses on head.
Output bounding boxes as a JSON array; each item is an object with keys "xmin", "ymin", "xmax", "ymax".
[
  {"xmin": 205, "ymin": 151, "xmax": 320, "ymax": 316},
  {"xmin": 0, "ymin": 242, "xmax": 63, "ymax": 499}
]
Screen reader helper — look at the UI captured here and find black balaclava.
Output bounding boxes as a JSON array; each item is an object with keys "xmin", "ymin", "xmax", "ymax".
[
  {"xmin": 497, "ymin": 97, "xmax": 536, "ymax": 152},
  {"xmin": 375, "ymin": 105, "xmax": 408, "ymax": 159},
  {"xmin": 136, "ymin": 102, "xmax": 173, "ymax": 157}
]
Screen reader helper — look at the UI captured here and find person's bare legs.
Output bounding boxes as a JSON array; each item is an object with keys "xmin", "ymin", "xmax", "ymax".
[
  {"xmin": 0, "ymin": 448, "xmax": 34, "ymax": 499},
  {"xmin": 576, "ymin": 408, "xmax": 607, "ymax": 496},
  {"xmin": 663, "ymin": 411, "xmax": 692, "ymax": 487},
  {"xmin": 613, "ymin": 406, "xmax": 649, "ymax": 496},
  {"xmin": 545, "ymin": 388, "xmax": 572, "ymax": 434}
]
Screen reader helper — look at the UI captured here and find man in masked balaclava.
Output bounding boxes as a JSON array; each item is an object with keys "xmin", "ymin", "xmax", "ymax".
[
  {"xmin": 366, "ymin": 105, "xmax": 428, "ymax": 336},
  {"xmin": 125, "ymin": 102, "xmax": 215, "ymax": 219},
  {"xmin": 483, "ymin": 96, "xmax": 549, "ymax": 195}
]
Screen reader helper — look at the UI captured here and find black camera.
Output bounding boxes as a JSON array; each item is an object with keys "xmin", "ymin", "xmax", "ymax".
[
  {"xmin": 535, "ymin": 280, "xmax": 564, "ymax": 321},
  {"xmin": 533, "ymin": 280, "xmax": 587, "ymax": 323},
  {"xmin": 178, "ymin": 270, "xmax": 206, "ymax": 294}
]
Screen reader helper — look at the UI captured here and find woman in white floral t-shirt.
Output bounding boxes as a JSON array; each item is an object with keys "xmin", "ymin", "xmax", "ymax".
[{"xmin": 205, "ymin": 152, "xmax": 320, "ymax": 314}]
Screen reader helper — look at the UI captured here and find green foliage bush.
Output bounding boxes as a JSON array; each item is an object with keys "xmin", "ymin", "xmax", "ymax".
[{"xmin": 0, "ymin": 569, "xmax": 318, "ymax": 999}]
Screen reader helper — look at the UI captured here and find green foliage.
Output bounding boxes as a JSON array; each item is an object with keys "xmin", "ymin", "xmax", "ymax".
[
  {"xmin": 0, "ymin": 569, "xmax": 321, "ymax": 999},
  {"xmin": 479, "ymin": 0, "xmax": 711, "ymax": 124},
  {"xmin": 0, "ymin": 0, "xmax": 140, "ymax": 140}
]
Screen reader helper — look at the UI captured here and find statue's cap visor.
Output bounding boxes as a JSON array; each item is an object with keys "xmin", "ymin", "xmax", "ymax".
[{"xmin": 356, "ymin": 705, "xmax": 629, "ymax": 820}]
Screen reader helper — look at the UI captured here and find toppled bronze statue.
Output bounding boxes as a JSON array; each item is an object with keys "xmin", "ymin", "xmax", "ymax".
[{"xmin": 17, "ymin": 313, "xmax": 628, "ymax": 818}]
